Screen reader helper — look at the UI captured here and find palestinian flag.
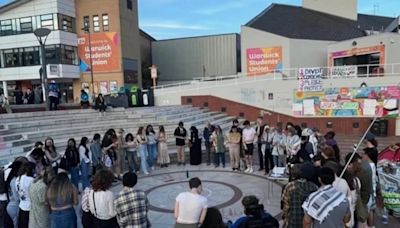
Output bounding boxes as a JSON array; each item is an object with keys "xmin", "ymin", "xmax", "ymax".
[{"xmin": 383, "ymin": 106, "xmax": 399, "ymax": 118}]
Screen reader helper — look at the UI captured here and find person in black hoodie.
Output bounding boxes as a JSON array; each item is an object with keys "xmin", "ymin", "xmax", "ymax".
[
  {"xmin": 189, "ymin": 126, "xmax": 202, "ymax": 165},
  {"xmin": 65, "ymin": 138, "xmax": 80, "ymax": 190}
]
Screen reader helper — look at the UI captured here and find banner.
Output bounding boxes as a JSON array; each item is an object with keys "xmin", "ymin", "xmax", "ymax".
[
  {"xmin": 330, "ymin": 65, "xmax": 358, "ymax": 77},
  {"xmin": 78, "ymin": 32, "xmax": 121, "ymax": 73},
  {"xmin": 298, "ymin": 67, "xmax": 323, "ymax": 92},
  {"xmin": 293, "ymin": 86, "xmax": 400, "ymax": 117},
  {"xmin": 328, "ymin": 45, "xmax": 385, "ymax": 67},
  {"xmin": 246, "ymin": 47, "xmax": 282, "ymax": 76}
]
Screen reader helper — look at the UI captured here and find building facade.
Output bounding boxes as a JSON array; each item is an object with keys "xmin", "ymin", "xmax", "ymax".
[{"xmin": 0, "ymin": 0, "xmax": 79, "ymax": 104}]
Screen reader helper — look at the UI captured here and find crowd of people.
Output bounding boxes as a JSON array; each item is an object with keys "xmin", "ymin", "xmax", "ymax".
[{"xmin": 0, "ymin": 116, "xmax": 384, "ymax": 227}]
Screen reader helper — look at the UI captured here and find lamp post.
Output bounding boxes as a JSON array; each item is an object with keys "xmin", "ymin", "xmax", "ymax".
[
  {"xmin": 34, "ymin": 28, "xmax": 51, "ymax": 111},
  {"xmin": 82, "ymin": 24, "xmax": 95, "ymax": 100}
]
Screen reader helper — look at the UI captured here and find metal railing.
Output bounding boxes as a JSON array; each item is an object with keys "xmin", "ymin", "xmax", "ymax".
[{"xmin": 153, "ymin": 63, "xmax": 400, "ymax": 92}]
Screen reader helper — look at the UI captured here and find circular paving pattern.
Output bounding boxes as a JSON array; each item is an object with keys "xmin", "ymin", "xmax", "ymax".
[{"xmin": 146, "ymin": 180, "xmax": 243, "ymax": 213}]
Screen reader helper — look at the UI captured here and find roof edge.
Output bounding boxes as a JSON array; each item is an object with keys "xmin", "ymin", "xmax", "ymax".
[
  {"xmin": 139, "ymin": 29, "xmax": 156, "ymax": 41},
  {"xmin": 154, "ymin": 33, "xmax": 239, "ymax": 42},
  {"xmin": 0, "ymin": 0, "xmax": 32, "ymax": 14},
  {"xmin": 245, "ymin": 3, "xmax": 276, "ymax": 26}
]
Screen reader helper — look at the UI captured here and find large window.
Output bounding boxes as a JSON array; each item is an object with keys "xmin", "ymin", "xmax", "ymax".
[
  {"xmin": 59, "ymin": 15, "xmax": 75, "ymax": 33},
  {"xmin": 21, "ymin": 47, "xmax": 40, "ymax": 66},
  {"xmin": 0, "ymin": 20, "xmax": 13, "ymax": 36},
  {"xmin": 127, "ymin": 0, "xmax": 133, "ymax": 10},
  {"xmin": 3, "ymin": 49, "xmax": 21, "ymax": 67},
  {"xmin": 102, "ymin": 14, "xmax": 109, "ymax": 31},
  {"xmin": 93, "ymin": 15, "xmax": 100, "ymax": 32},
  {"xmin": 60, "ymin": 45, "xmax": 78, "ymax": 65},
  {"xmin": 40, "ymin": 14, "xmax": 54, "ymax": 30},
  {"xmin": 20, "ymin": 17, "xmax": 33, "ymax": 33}
]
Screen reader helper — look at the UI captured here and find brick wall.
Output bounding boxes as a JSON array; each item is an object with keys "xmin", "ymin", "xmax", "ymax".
[{"xmin": 182, "ymin": 95, "xmax": 396, "ymax": 136}]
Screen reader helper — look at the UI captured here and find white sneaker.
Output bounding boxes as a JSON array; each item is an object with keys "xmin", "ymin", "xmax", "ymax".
[
  {"xmin": 249, "ymin": 167, "xmax": 254, "ymax": 173},
  {"xmin": 244, "ymin": 168, "xmax": 250, "ymax": 173},
  {"xmin": 144, "ymin": 172, "xmax": 149, "ymax": 175},
  {"xmin": 151, "ymin": 166, "xmax": 155, "ymax": 171}
]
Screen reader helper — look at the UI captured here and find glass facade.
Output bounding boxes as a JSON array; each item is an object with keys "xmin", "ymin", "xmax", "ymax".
[
  {"xmin": 0, "ymin": 13, "xmax": 76, "ymax": 36},
  {"xmin": 1, "ymin": 44, "xmax": 78, "ymax": 68},
  {"xmin": 102, "ymin": 14, "xmax": 109, "ymax": 31}
]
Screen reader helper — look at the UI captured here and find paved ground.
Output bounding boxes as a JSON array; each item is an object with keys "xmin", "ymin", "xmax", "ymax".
[{"xmin": 74, "ymin": 163, "xmax": 399, "ymax": 227}]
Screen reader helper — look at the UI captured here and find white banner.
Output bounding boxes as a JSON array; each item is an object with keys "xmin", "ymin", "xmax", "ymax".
[
  {"xmin": 330, "ymin": 65, "xmax": 357, "ymax": 77},
  {"xmin": 298, "ymin": 67, "xmax": 323, "ymax": 92}
]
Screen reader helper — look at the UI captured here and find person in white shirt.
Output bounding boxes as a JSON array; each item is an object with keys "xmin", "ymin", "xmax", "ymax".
[
  {"xmin": 89, "ymin": 169, "xmax": 118, "ymax": 228},
  {"xmin": 242, "ymin": 120, "xmax": 256, "ymax": 173},
  {"xmin": 79, "ymin": 137, "xmax": 92, "ymax": 190},
  {"xmin": 174, "ymin": 177, "xmax": 208, "ymax": 228},
  {"xmin": 324, "ymin": 161, "xmax": 351, "ymax": 197},
  {"xmin": 15, "ymin": 162, "xmax": 35, "ymax": 228}
]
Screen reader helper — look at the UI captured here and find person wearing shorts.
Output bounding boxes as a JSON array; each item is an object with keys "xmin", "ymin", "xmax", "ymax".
[{"xmin": 242, "ymin": 120, "xmax": 256, "ymax": 173}]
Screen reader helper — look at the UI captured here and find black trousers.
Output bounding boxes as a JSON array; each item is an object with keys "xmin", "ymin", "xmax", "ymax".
[
  {"xmin": 49, "ymin": 96, "xmax": 58, "ymax": 110},
  {"xmin": 94, "ymin": 216, "xmax": 119, "ymax": 228},
  {"xmin": 205, "ymin": 141, "xmax": 211, "ymax": 164},
  {"xmin": 264, "ymin": 148, "xmax": 274, "ymax": 171},
  {"xmin": 258, "ymin": 143, "xmax": 264, "ymax": 169},
  {"xmin": 18, "ymin": 209, "xmax": 29, "ymax": 228}
]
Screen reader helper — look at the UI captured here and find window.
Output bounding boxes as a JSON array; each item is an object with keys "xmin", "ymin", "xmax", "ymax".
[
  {"xmin": 102, "ymin": 14, "xmax": 109, "ymax": 31},
  {"xmin": 1, "ymin": 20, "xmax": 13, "ymax": 36},
  {"xmin": 3, "ymin": 49, "xmax": 21, "ymax": 67},
  {"xmin": 40, "ymin": 14, "xmax": 54, "ymax": 30},
  {"xmin": 45, "ymin": 45, "xmax": 60, "ymax": 64},
  {"xmin": 61, "ymin": 45, "xmax": 78, "ymax": 65},
  {"xmin": 127, "ymin": 0, "xmax": 133, "ymax": 10},
  {"xmin": 22, "ymin": 47, "xmax": 40, "ymax": 66},
  {"xmin": 20, "ymin": 17, "xmax": 33, "ymax": 33},
  {"xmin": 59, "ymin": 14, "xmax": 74, "ymax": 32},
  {"xmin": 93, "ymin": 15, "xmax": 99, "ymax": 32},
  {"xmin": 83, "ymin": 16, "xmax": 90, "ymax": 30}
]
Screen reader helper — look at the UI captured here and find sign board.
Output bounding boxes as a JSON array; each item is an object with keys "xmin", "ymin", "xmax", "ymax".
[
  {"xmin": 78, "ymin": 32, "xmax": 121, "ymax": 73},
  {"xmin": 48, "ymin": 64, "xmax": 60, "ymax": 77},
  {"xmin": 330, "ymin": 65, "xmax": 358, "ymax": 77},
  {"xmin": 298, "ymin": 67, "xmax": 323, "ymax": 92},
  {"xmin": 246, "ymin": 47, "xmax": 282, "ymax": 76}
]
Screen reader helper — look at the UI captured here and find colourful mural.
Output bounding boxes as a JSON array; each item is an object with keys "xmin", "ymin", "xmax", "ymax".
[{"xmin": 293, "ymin": 86, "xmax": 400, "ymax": 117}]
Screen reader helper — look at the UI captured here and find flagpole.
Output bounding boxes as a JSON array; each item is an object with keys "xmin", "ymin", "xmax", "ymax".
[{"xmin": 339, "ymin": 116, "xmax": 378, "ymax": 178}]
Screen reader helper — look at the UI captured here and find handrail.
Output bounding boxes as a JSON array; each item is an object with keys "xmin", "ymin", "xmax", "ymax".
[{"xmin": 153, "ymin": 63, "xmax": 400, "ymax": 91}]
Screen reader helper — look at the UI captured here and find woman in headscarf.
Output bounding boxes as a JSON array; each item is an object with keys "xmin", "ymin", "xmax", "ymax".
[{"xmin": 189, "ymin": 126, "xmax": 202, "ymax": 165}]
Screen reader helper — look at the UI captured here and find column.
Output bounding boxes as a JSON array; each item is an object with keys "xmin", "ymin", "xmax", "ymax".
[{"xmin": 2, "ymin": 81, "xmax": 8, "ymax": 99}]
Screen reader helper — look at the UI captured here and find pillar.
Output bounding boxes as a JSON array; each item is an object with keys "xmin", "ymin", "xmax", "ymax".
[{"xmin": 2, "ymin": 81, "xmax": 8, "ymax": 99}]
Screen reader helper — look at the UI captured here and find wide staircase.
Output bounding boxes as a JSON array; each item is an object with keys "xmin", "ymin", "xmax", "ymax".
[{"xmin": 0, "ymin": 105, "xmax": 242, "ymax": 166}]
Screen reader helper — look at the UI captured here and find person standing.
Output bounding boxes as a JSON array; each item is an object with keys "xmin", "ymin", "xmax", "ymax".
[
  {"xmin": 174, "ymin": 122, "xmax": 187, "ymax": 166},
  {"xmin": 79, "ymin": 137, "xmax": 92, "ymax": 190},
  {"xmin": 271, "ymin": 127, "xmax": 285, "ymax": 167},
  {"xmin": 114, "ymin": 172, "xmax": 150, "ymax": 228},
  {"xmin": 255, "ymin": 117, "xmax": 265, "ymax": 171},
  {"xmin": 28, "ymin": 167, "xmax": 55, "ymax": 228},
  {"xmin": 46, "ymin": 173, "xmax": 78, "ymax": 228},
  {"xmin": 125, "ymin": 133, "xmax": 139, "ymax": 172},
  {"xmin": 5, "ymin": 160, "xmax": 26, "ymax": 228},
  {"xmin": 174, "ymin": 177, "xmax": 208, "ymax": 228},
  {"xmin": 189, "ymin": 126, "xmax": 202, "ymax": 166},
  {"xmin": 146, "ymin": 125, "xmax": 158, "ymax": 170},
  {"xmin": 228, "ymin": 126, "xmax": 241, "ymax": 171},
  {"xmin": 212, "ymin": 126, "xmax": 225, "ymax": 168},
  {"xmin": 15, "ymin": 162, "xmax": 35, "ymax": 228},
  {"xmin": 44, "ymin": 137, "xmax": 60, "ymax": 174},
  {"xmin": 260, "ymin": 125, "xmax": 274, "ymax": 175},
  {"xmin": 157, "ymin": 126, "xmax": 170, "ymax": 168},
  {"xmin": 48, "ymin": 81, "xmax": 59, "ymax": 110},
  {"xmin": 88, "ymin": 169, "xmax": 119, "ymax": 228},
  {"xmin": 242, "ymin": 121, "xmax": 256, "ymax": 173},
  {"xmin": 203, "ymin": 123, "xmax": 213, "ymax": 166},
  {"xmin": 101, "ymin": 129, "xmax": 117, "ymax": 171},
  {"xmin": 136, "ymin": 127, "xmax": 149, "ymax": 175},
  {"xmin": 80, "ymin": 90, "xmax": 90, "ymax": 109},
  {"xmin": 95, "ymin": 94, "xmax": 106, "ymax": 116},
  {"xmin": 90, "ymin": 134, "xmax": 102, "ymax": 175},
  {"xmin": 232, "ymin": 119, "xmax": 244, "ymax": 171},
  {"xmin": 285, "ymin": 127, "xmax": 301, "ymax": 164},
  {"xmin": 324, "ymin": 131, "xmax": 340, "ymax": 162},
  {"xmin": 64, "ymin": 138, "xmax": 80, "ymax": 191},
  {"xmin": 302, "ymin": 167, "xmax": 351, "ymax": 228}
]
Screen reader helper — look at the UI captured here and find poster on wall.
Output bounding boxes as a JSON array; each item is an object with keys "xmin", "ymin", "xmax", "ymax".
[
  {"xmin": 298, "ymin": 67, "xmax": 323, "ymax": 92},
  {"xmin": 109, "ymin": 81, "xmax": 118, "ymax": 93},
  {"xmin": 330, "ymin": 65, "xmax": 358, "ymax": 77},
  {"xmin": 78, "ymin": 32, "xmax": 121, "ymax": 73},
  {"xmin": 293, "ymin": 86, "xmax": 400, "ymax": 117},
  {"xmin": 99, "ymin": 81, "xmax": 108, "ymax": 95},
  {"xmin": 246, "ymin": 46, "xmax": 282, "ymax": 76}
]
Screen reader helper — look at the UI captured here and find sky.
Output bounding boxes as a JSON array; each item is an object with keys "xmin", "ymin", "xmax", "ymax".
[{"xmin": 0, "ymin": 0, "xmax": 399, "ymax": 40}]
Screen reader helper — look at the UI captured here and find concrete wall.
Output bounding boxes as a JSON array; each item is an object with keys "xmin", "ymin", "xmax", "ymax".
[
  {"xmin": 289, "ymin": 39, "xmax": 332, "ymax": 68},
  {"xmin": 240, "ymin": 26, "xmax": 290, "ymax": 74},
  {"xmin": 140, "ymin": 31, "xmax": 153, "ymax": 66},
  {"xmin": 152, "ymin": 34, "xmax": 238, "ymax": 82},
  {"xmin": 303, "ymin": 0, "xmax": 357, "ymax": 20},
  {"xmin": 119, "ymin": 0, "xmax": 142, "ymax": 87}
]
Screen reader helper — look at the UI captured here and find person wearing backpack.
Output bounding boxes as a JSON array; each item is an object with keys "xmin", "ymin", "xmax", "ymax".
[{"xmin": 232, "ymin": 195, "xmax": 279, "ymax": 228}]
